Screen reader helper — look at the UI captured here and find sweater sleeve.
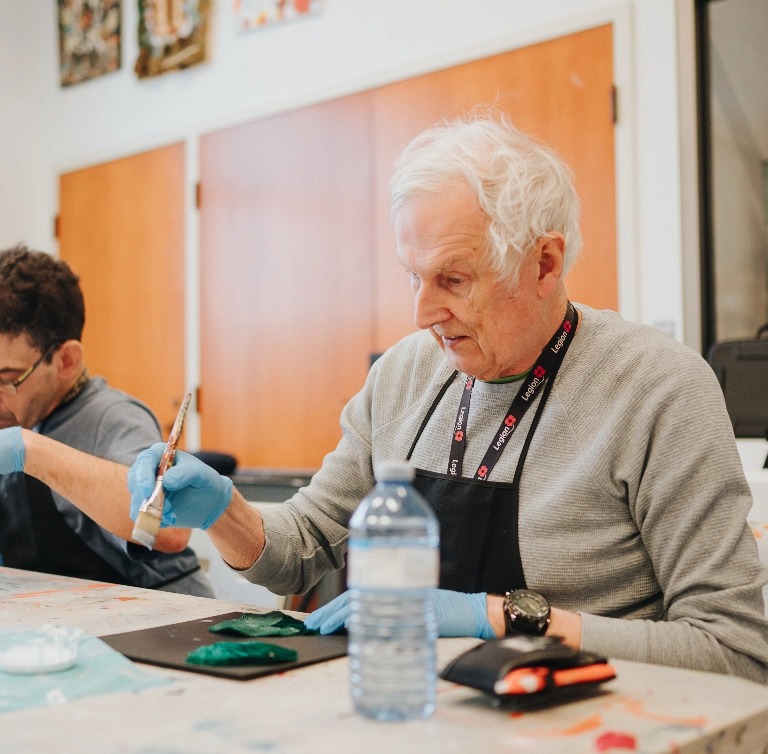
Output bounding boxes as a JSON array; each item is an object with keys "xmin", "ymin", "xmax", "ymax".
[{"xmin": 579, "ymin": 345, "xmax": 768, "ymax": 684}]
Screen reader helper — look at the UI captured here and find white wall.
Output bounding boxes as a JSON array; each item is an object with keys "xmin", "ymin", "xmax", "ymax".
[{"xmin": 0, "ymin": 0, "xmax": 700, "ymax": 352}]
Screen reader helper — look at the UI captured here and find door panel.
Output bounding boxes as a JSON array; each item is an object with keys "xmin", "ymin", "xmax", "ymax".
[
  {"xmin": 199, "ymin": 96, "xmax": 374, "ymax": 468},
  {"xmin": 59, "ymin": 144, "xmax": 186, "ymax": 436}
]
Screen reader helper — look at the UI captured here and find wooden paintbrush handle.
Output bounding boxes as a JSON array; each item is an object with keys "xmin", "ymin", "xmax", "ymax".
[{"xmin": 156, "ymin": 392, "xmax": 192, "ymax": 476}]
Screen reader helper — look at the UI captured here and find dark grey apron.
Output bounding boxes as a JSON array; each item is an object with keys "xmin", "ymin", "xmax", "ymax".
[
  {"xmin": 0, "ymin": 473, "xmax": 128, "ymax": 583},
  {"xmin": 0, "ymin": 473, "xmax": 202, "ymax": 588}
]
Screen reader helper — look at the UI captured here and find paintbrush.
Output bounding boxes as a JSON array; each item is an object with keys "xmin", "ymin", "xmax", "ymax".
[{"xmin": 131, "ymin": 391, "xmax": 192, "ymax": 550}]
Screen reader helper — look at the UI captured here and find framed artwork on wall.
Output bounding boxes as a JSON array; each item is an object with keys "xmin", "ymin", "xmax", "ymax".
[
  {"xmin": 234, "ymin": 0, "xmax": 325, "ymax": 33},
  {"xmin": 135, "ymin": 0, "xmax": 210, "ymax": 79},
  {"xmin": 58, "ymin": 0, "xmax": 121, "ymax": 87}
]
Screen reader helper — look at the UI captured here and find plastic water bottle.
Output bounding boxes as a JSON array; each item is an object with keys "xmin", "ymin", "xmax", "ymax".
[{"xmin": 347, "ymin": 460, "xmax": 440, "ymax": 721}]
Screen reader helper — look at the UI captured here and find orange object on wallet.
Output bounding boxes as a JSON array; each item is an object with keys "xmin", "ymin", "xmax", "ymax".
[{"xmin": 494, "ymin": 662, "xmax": 617, "ymax": 696}]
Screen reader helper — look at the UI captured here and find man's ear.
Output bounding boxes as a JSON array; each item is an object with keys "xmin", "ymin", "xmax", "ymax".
[
  {"xmin": 536, "ymin": 233, "xmax": 566, "ymax": 298},
  {"xmin": 55, "ymin": 340, "xmax": 85, "ymax": 380}
]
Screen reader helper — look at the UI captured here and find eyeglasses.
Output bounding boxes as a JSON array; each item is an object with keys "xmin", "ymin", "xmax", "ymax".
[{"xmin": 0, "ymin": 343, "xmax": 60, "ymax": 395}]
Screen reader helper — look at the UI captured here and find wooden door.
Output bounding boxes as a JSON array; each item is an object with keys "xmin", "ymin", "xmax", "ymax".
[
  {"xmin": 200, "ymin": 24, "xmax": 616, "ymax": 470},
  {"xmin": 55, "ymin": 27, "xmax": 615, "ymax": 471},
  {"xmin": 58, "ymin": 144, "xmax": 186, "ymax": 436},
  {"xmin": 199, "ymin": 95, "xmax": 374, "ymax": 468},
  {"xmin": 371, "ymin": 24, "xmax": 616, "ymax": 352}
]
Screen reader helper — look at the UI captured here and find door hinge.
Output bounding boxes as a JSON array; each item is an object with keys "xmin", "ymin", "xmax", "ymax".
[{"xmin": 611, "ymin": 84, "xmax": 619, "ymax": 124}]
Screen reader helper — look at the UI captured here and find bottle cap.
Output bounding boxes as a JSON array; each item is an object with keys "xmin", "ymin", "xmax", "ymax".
[{"xmin": 373, "ymin": 459, "xmax": 415, "ymax": 483}]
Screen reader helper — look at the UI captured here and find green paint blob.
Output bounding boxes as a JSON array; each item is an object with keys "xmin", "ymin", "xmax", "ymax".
[
  {"xmin": 208, "ymin": 611, "xmax": 313, "ymax": 638},
  {"xmin": 187, "ymin": 640, "xmax": 298, "ymax": 667}
]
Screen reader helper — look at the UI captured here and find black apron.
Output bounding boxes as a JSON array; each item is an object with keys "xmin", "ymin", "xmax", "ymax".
[
  {"xmin": 0, "ymin": 473, "xmax": 202, "ymax": 588},
  {"xmin": 406, "ymin": 303, "xmax": 578, "ymax": 595},
  {"xmin": 0, "ymin": 473, "xmax": 128, "ymax": 583}
]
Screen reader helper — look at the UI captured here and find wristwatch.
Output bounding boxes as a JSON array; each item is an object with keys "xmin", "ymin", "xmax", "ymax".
[{"xmin": 503, "ymin": 589, "xmax": 551, "ymax": 636}]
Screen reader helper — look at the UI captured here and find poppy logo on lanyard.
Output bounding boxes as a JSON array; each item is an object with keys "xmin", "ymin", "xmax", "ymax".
[{"xmin": 453, "ymin": 379, "xmax": 472, "ymax": 443}]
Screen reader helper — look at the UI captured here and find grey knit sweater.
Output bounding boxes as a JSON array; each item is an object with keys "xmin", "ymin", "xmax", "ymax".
[{"xmin": 246, "ymin": 304, "xmax": 768, "ymax": 683}]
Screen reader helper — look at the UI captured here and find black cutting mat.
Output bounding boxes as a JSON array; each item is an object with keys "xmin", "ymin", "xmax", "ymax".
[{"xmin": 100, "ymin": 611, "xmax": 348, "ymax": 680}]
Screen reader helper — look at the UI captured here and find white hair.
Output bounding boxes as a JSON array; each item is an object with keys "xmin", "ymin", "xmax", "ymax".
[{"xmin": 389, "ymin": 112, "xmax": 582, "ymax": 289}]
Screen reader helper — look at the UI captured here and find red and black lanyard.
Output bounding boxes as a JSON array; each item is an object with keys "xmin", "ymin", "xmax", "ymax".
[{"xmin": 448, "ymin": 302, "xmax": 578, "ymax": 480}]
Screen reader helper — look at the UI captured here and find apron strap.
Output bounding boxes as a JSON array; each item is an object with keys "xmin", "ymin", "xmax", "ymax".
[
  {"xmin": 406, "ymin": 370, "xmax": 458, "ymax": 461},
  {"xmin": 496, "ymin": 369, "xmax": 559, "ymax": 590}
]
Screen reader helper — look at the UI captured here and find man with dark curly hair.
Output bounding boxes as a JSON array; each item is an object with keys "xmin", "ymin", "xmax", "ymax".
[{"xmin": 0, "ymin": 245, "xmax": 213, "ymax": 596}]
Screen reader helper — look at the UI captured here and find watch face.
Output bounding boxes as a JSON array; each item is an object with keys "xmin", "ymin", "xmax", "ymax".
[{"xmin": 510, "ymin": 590, "xmax": 549, "ymax": 619}]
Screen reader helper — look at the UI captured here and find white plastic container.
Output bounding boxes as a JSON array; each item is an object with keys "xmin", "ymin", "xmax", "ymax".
[{"xmin": 0, "ymin": 626, "xmax": 84, "ymax": 674}]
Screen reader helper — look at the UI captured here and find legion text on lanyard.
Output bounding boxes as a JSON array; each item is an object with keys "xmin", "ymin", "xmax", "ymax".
[{"xmin": 448, "ymin": 302, "xmax": 579, "ymax": 481}]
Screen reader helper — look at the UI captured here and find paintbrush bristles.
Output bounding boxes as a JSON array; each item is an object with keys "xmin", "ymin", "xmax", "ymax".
[
  {"xmin": 132, "ymin": 478, "xmax": 165, "ymax": 549},
  {"xmin": 132, "ymin": 508, "xmax": 162, "ymax": 549}
]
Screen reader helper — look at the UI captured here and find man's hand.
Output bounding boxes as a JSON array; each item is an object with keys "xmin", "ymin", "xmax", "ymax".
[
  {"xmin": 304, "ymin": 589, "xmax": 496, "ymax": 639},
  {"xmin": 128, "ymin": 444, "xmax": 233, "ymax": 530},
  {"xmin": 0, "ymin": 426, "xmax": 25, "ymax": 474}
]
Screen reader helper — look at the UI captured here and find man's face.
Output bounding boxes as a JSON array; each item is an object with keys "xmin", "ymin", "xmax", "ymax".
[
  {"xmin": 0, "ymin": 333, "xmax": 61, "ymax": 429},
  {"xmin": 394, "ymin": 182, "xmax": 545, "ymax": 381}
]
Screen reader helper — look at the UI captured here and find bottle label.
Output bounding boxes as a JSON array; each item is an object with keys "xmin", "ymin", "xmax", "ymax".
[{"xmin": 347, "ymin": 544, "xmax": 439, "ymax": 589}]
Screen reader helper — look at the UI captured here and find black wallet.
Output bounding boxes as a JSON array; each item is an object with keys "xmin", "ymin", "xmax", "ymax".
[{"xmin": 440, "ymin": 634, "xmax": 616, "ymax": 702}]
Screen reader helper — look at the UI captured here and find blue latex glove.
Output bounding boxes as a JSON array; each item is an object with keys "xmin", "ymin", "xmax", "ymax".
[
  {"xmin": 128, "ymin": 443, "xmax": 233, "ymax": 530},
  {"xmin": 303, "ymin": 590, "xmax": 351, "ymax": 634},
  {"xmin": 304, "ymin": 588, "xmax": 496, "ymax": 640},
  {"xmin": 434, "ymin": 589, "xmax": 497, "ymax": 639},
  {"xmin": 0, "ymin": 426, "xmax": 25, "ymax": 474}
]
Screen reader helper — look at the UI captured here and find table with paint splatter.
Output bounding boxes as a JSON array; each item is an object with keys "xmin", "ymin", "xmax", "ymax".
[{"xmin": 1, "ymin": 566, "xmax": 767, "ymax": 754}]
